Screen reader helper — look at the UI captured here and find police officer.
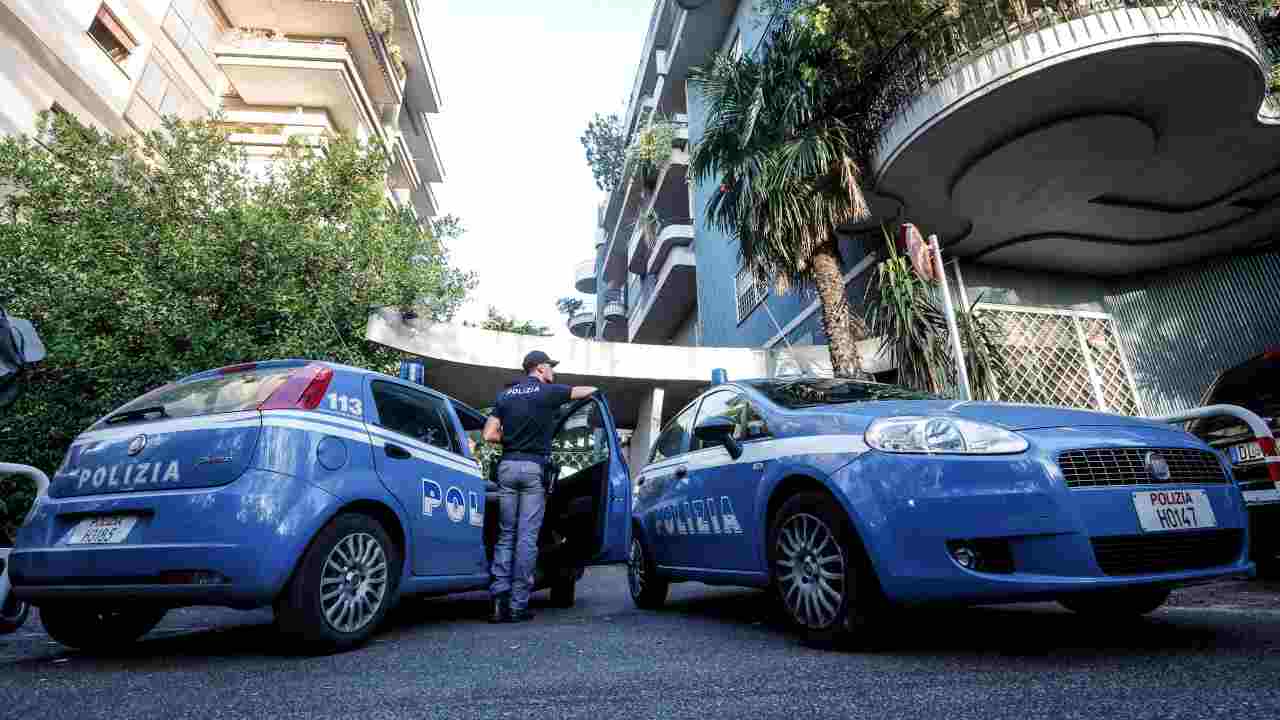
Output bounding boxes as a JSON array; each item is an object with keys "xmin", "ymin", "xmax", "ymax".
[{"xmin": 482, "ymin": 350, "xmax": 596, "ymax": 623}]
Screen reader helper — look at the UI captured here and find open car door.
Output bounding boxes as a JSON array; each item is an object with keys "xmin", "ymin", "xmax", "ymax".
[{"xmin": 549, "ymin": 394, "xmax": 631, "ymax": 565}]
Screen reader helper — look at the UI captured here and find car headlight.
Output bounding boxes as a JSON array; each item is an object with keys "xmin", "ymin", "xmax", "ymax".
[{"xmin": 865, "ymin": 416, "xmax": 1028, "ymax": 455}]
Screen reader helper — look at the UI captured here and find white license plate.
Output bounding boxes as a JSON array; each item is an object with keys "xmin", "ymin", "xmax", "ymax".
[
  {"xmin": 1230, "ymin": 441, "xmax": 1264, "ymax": 464},
  {"xmin": 65, "ymin": 516, "xmax": 139, "ymax": 545},
  {"xmin": 1133, "ymin": 490, "xmax": 1217, "ymax": 532}
]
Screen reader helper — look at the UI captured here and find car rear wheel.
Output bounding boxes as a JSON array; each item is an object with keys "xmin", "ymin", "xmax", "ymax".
[
  {"xmin": 770, "ymin": 492, "xmax": 879, "ymax": 649},
  {"xmin": 276, "ymin": 513, "xmax": 399, "ymax": 654},
  {"xmin": 39, "ymin": 604, "xmax": 167, "ymax": 650},
  {"xmin": 0, "ymin": 592, "xmax": 31, "ymax": 635},
  {"xmin": 1059, "ymin": 587, "xmax": 1171, "ymax": 616},
  {"xmin": 628, "ymin": 535, "xmax": 668, "ymax": 609}
]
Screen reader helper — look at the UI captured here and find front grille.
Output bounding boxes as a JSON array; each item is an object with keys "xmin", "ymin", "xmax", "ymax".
[
  {"xmin": 1091, "ymin": 529, "xmax": 1243, "ymax": 576},
  {"xmin": 1058, "ymin": 447, "xmax": 1227, "ymax": 488}
]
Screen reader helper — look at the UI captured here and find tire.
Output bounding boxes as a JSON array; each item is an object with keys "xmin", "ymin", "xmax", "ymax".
[
  {"xmin": 769, "ymin": 491, "xmax": 878, "ymax": 649},
  {"xmin": 628, "ymin": 534, "xmax": 668, "ymax": 609},
  {"xmin": 550, "ymin": 574, "xmax": 577, "ymax": 608},
  {"xmin": 39, "ymin": 604, "xmax": 167, "ymax": 650},
  {"xmin": 276, "ymin": 513, "xmax": 399, "ymax": 654},
  {"xmin": 1059, "ymin": 586, "xmax": 1171, "ymax": 617},
  {"xmin": 0, "ymin": 592, "xmax": 31, "ymax": 635}
]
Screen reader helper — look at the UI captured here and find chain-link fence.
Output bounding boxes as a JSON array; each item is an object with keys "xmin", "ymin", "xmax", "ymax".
[{"xmin": 980, "ymin": 304, "xmax": 1143, "ymax": 414}]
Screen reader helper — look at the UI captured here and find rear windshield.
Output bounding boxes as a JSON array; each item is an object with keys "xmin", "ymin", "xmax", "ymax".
[
  {"xmin": 746, "ymin": 378, "xmax": 940, "ymax": 409},
  {"xmin": 101, "ymin": 366, "xmax": 297, "ymax": 426}
]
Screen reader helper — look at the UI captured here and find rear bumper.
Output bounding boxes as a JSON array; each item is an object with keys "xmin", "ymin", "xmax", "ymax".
[{"xmin": 9, "ymin": 469, "xmax": 342, "ymax": 609}]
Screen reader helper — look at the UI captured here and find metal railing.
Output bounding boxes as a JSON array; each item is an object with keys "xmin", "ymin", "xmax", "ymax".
[
  {"xmin": 852, "ymin": 0, "xmax": 1277, "ymax": 158},
  {"xmin": 1148, "ymin": 404, "xmax": 1280, "ymax": 487}
]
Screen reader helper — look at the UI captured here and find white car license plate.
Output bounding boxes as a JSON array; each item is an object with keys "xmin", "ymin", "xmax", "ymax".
[
  {"xmin": 1230, "ymin": 441, "xmax": 1264, "ymax": 464},
  {"xmin": 65, "ymin": 516, "xmax": 139, "ymax": 545},
  {"xmin": 1133, "ymin": 490, "xmax": 1217, "ymax": 532}
]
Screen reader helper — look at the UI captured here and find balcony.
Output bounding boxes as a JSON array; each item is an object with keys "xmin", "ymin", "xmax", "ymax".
[
  {"xmin": 567, "ymin": 303, "xmax": 597, "ymax": 339},
  {"xmin": 387, "ymin": 0, "xmax": 443, "ymax": 114},
  {"xmin": 388, "ymin": 132, "xmax": 422, "ymax": 191},
  {"xmin": 218, "ymin": 0, "xmax": 407, "ymax": 116},
  {"xmin": 399, "ymin": 107, "xmax": 445, "ymax": 184},
  {"xmin": 862, "ymin": 0, "xmax": 1280, "ymax": 276},
  {"xmin": 574, "ymin": 259, "xmax": 598, "ymax": 295},
  {"xmin": 216, "ymin": 35, "xmax": 381, "ymax": 141},
  {"xmin": 612, "ymin": 117, "xmax": 691, "ymax": 281},
  {"xmin": 600, "ymin": 287, "xmax": 628, "ymax": 342},
  {"xmin": 647, "ymin": 223, "xmax": 694, "ymax": 276},
  {"xmin": 628, "ymin": 242, "xmax": 696, "ymax": 345}
]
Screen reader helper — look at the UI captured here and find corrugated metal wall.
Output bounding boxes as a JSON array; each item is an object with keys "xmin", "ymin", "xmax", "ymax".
[{"xmin": 1105, "ymin": 252, "xmax": 1280, "ymax": 415}]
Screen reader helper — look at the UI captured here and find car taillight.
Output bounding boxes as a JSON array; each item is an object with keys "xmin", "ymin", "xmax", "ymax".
[{"xmin": 259, "ymin": 364, "xmax": 334, "ymax": 411}]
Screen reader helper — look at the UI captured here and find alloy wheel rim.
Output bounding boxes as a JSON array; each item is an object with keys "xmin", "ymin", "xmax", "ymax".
[
  {"xmin": 320, "ymin": 532, "xmax": 389, "ymax": 634},
  {"xmin": 775, "ymin": 512, "xmax": 846, "ymax": 629},
  {"xmin": 628, "ymin": 538, "xmax": 646, "ymax": 598}
]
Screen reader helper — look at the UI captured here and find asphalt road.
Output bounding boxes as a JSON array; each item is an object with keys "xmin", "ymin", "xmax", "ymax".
[{"xmin": 2, "ymin": 569, "xmax": 1279, "ymax": 720}]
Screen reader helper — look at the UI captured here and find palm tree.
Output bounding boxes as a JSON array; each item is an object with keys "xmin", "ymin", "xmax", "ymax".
[{"xmin": 689, "ymin": 18, "xmax": 872, "ymax": 377}]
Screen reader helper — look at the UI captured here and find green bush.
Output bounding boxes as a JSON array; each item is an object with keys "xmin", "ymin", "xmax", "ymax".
[{"xmin": 0, "ymin": 112, "xmax": 473, "ymax": 540}]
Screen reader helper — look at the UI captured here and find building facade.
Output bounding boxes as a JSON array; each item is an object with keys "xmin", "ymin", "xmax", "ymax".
[
  {"xmin": 0, "ymin": 0, "xmax": 443, "ymax": 218},
  {"xmin": 574, "ymin": 0, "xmax": 1280, "ymax": 419}
]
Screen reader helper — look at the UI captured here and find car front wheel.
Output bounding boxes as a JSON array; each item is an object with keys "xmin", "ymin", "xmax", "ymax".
[
  {"xmin": 1059, "ymin": 587, "xmax": 1171, "ymax": 616},
  {"xmin": 40, "ymin": 604, "xmax": 167, "ymax": 650},
  {"xmin": 276, "ymin": 513, "xmax": 398, "ymax": 654},
  {"xmin": 770, "ymin": 492, "xmax": 877, "ymax": 649}
]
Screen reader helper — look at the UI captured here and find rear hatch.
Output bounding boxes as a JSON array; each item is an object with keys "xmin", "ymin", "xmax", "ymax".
[{"xmin": 49, "ymin": 362, "xmax": 314, "ymax": 498}]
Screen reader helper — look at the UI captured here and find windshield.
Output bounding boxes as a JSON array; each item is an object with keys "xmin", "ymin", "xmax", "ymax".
[
  {"xmin": 99, "ymin": 366, "xmax": 297, "ymax": 427},
  {"xmin": 745, "ymin": 378, "xmax": 941, "ymax": 409}
]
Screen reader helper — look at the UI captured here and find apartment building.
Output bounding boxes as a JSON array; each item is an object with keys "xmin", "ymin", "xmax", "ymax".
[
  {"xmin": 0, "ymin": 0, "xmax": 443, "ymax": 218},
  {"xmin": 573, "ymin": 0, "xmax": 1280, "ymax": 417}
]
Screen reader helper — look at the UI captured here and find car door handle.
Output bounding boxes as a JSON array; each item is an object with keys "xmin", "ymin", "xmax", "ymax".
[
  {"xmin": 385, "ymin": 443, "xmax": 412, "ymax": 460},
  {"xmin": 675, "ymin": 466, "xmax": 688, "ymax": 478}
]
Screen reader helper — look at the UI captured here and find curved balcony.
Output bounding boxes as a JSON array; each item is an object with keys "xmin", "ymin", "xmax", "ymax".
[
  {"xmin": 574, "ymin": 259, "xmax": 598, "ymax": 294},
  {"xmin": 600, "ymin": 287, "xmax": 628, "ymax": 342},
  {"xmin": 567, "ymin": 303, "xmax": 596, "ymax": 339},
  {"xmin": 647, "ymin": 222, "xmax": 694, "ymax": 275},
  {"xmin": 861, "ymin": 0, "xmax": 1280, "ymax": 276}
]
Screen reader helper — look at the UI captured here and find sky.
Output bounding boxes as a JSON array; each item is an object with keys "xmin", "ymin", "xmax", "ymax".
[{"xmin": 419, "ymin": 0, "xmax": 655, "ymax": 337}]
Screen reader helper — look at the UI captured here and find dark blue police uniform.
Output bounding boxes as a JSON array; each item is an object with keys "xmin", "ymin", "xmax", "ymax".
[{"xmin": 488, "ymin": 375, "xmax": 572, "ymax": 616}]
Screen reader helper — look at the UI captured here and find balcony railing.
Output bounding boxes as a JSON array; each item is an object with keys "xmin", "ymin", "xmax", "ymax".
[
  {"xmin": 602, "ymin": 287, "xmax": 627, "ymax": 322},
  {"xmin": 574, "ymin": 259, "xmax": 598, "ymax": 294},
  {"xmin": 568, "ymin": 304, "xmax": 597, "ymax": 338},
  {"xmin": 853, "ymin": 0, "xmax": 1276, "ymax": 159}
]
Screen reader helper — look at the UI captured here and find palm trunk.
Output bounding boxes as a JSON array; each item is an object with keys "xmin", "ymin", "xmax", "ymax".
[{"xmin": 812, "ymin": 237, "xmax": 867, "ymax": 379}]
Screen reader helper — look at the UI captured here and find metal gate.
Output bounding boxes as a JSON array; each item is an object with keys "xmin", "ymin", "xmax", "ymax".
[{"xmin": 978, "ymin": 303, "xmax": 1143, "ymax": 415}]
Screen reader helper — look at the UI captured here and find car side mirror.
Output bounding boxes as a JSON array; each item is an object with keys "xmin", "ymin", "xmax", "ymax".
[{"xmin": 693, "ymin": 416, "xmax": 742, "ymax": 460}]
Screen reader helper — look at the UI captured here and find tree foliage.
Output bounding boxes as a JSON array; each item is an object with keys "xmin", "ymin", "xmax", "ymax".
[
  {"xmin": 862, "ymin": 227, "xmax": 1005, "ymax": 399},
  {"xmin": 471, "ymin": 306, "xmax": 553, "ymax": 337},
  {"xmin": 555, "ymin": 296, "xmax": 585, "ymax": 318},
  {"xmin": 579, "ymin": 112, "xmax": 628, "ymax": 193},
  {"xmin": 689, "ymin": 17, "xmax": 871, "ymax": 377},
  {"xmin": 0, "ymin": 112, "xmax": 473, "ymax": 539}
]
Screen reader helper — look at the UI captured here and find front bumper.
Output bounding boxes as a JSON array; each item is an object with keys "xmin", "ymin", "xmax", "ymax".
[
  {"xmin": 9, "ymin": 469, "xmax": 341, "ymax": 609},
  {"xmin": 841, "ymin": 427, "xmax": 1253, "ymax": 606}
]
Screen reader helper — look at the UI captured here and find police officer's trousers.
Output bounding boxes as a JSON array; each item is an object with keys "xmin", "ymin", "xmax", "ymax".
[{"xmin": 490, "ymin": 459, "xmax": 546, "ymax": 611}]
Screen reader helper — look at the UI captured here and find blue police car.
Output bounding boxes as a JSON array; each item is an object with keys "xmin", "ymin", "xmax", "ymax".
[
  {"xmin": 627, "ymin": 377, "xmax": 1253, "ymax": 646},
  {"xmin": 9, "ymin": 360, "xmax": 631, "ymax": 652}
]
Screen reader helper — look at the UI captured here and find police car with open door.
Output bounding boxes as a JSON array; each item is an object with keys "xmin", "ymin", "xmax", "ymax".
[{"xmin": 8, "ymin": 360, "xmax": 631, "ymax": 653}]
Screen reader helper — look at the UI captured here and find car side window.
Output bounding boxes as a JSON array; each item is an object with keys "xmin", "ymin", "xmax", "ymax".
[
  {"xmin": 370, "ymin": 381, "xmax": 461, "ymax": 455},
  {"xmin": 650, "ymin": 403, "xmax": 697, "ymax": 464},
  {"xmin": 692, "ymin": 390, "xmax": 770, "ymax": 451}
]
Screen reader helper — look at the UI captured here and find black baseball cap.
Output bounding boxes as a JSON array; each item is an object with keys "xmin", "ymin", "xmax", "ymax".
[{"xmin": 522, "ymin": 350, "xmax": 559, "ymax": 372}]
